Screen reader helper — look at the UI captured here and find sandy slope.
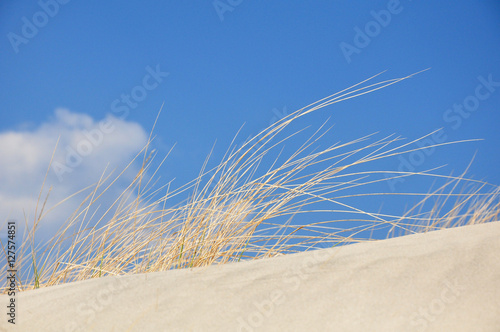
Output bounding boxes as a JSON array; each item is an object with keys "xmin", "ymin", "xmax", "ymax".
[{"xmin": 2, "ymin": 221, "xmax": 499, "ymax": 331}]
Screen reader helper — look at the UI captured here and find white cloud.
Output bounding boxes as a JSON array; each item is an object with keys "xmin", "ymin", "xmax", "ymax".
[{"xmin": 0, "ymin": 109, "xmax": 149, "ymax": 238}]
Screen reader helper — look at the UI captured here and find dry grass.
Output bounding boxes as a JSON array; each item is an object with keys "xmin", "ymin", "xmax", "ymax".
[{"xmin": 1, "ymin": 72, "xmax": 498, "ymax": 292}]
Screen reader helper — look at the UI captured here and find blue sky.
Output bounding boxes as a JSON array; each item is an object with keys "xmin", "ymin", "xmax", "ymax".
[{"xmin": 1, "ymin": 0, "xmax": 499, "ymax": 240}]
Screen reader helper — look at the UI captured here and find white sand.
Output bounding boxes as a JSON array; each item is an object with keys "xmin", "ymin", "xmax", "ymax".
[{"xmin": 2, "ymin": 221, "xmax": 499, "ymax": 331}]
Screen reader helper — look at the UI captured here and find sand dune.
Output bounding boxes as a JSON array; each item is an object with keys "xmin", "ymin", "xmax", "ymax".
[{"xmin": 3, "ymin": 221, "xmax": 499, "ymax": 331}]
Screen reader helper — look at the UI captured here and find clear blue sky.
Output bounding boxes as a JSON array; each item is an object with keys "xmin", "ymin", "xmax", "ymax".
[{"xmin": 1, "ymin": 1, "xmax": 499, "ymax": 239}]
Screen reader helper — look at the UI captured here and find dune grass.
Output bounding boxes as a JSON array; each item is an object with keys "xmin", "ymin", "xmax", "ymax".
[{"xmin": 1, "ymin": 72, "xmax": 499, "ymax": 293}]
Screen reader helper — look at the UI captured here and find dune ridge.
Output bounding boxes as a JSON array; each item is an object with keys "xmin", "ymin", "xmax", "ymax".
[{"xmin": 2, "ymin": 221, "xmax": 499, "ymax": 331}]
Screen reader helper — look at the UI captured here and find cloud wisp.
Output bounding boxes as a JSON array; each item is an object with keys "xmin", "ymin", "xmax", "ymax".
[{"xmin": 0, "ymin": 109, "xmax": 148, "ymax": 237}]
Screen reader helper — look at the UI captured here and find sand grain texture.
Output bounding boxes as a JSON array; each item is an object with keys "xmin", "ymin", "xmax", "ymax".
[{"xmin": 2, "ymin": 222, "xmax": 499, "ymax": 331}]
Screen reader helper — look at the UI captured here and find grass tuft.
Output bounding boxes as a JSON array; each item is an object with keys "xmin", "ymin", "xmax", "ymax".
[{"xmin": 1, "ymin": 72, "xmax": 498, "ymax": 292}]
